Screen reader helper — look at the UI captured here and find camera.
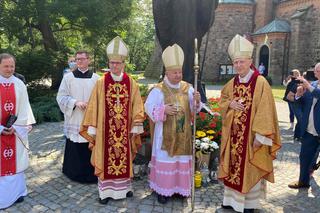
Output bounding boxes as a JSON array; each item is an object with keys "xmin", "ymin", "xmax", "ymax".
[
  {"xmin": 291, "ymin": 77, "xmax": 302, "ymax": 84},
  {"xmin": 305, "ymin": 70, "xmax": 316, "ymax": 81}
]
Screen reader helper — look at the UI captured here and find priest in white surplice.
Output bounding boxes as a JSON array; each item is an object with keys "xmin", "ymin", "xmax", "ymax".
[
  {"xmin": 0, "ymin": 53, "xmax": 35, "ymax": 209},
  {"xmin": 144, "ymin": 44, "xmax": 202, "ymax": 204},
  {"xmin": 57, "ymin": 50, "xmax": 99, "ymax": 183}
]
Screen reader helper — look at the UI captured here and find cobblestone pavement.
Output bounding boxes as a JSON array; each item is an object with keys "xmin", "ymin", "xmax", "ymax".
[{"xmin": 1, "ymin": 87, "xmax": 320, "ymax": 213}]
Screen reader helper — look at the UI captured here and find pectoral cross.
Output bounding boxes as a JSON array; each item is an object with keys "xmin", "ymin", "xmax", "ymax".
[{"xmin": 111, "ymin": 85, "xmax": 127, "ymax": 107}]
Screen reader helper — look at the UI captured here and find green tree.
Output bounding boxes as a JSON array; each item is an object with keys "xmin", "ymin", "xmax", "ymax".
[
  {"xmin": 0, "ymin": 0, "xmax": 133, "ymax": 88},
  {"xmin": 124, "ymin": 0, "xmax": 155, "ymax": 71}
]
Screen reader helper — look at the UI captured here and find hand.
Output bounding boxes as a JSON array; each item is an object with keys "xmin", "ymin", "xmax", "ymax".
[
  {"xmin": 75, "ymin": 101, "xmax": 88, "ymax": 111},
  {"xmin": 193, "ymin": 91, "xmax": 201, "ymax": 105},
  {"xmin": 253, "ymin": 138, "xmax": 262, "ymax": 151},
  {"xmin": 229, "ymin": 98, "xmax": 245, "ymax": 111},
  {"xmin": 2, "ymin": 127, "xmax": 15, "ymax": 135},
  {"xmin": 131, "ymin": 133, "xmax": 138, "ymax": 140},
  {"xmin": 297, "ymin": 76, "xmax": 312, "ymax": 90},
  {"xmin": 296, "ymin": 85, "xmax": 305, "ymax": 97},
  {"xmin": 165, "ymin": 104, "xmax": 178, "ymax": 116}
]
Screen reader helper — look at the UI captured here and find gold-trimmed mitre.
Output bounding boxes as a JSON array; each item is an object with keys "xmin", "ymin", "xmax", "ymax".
[
  {"xmin": 106, "ymin": 36, "xmax": 128, "ymax": 61},
  {"xmin": 162, "ymin": 44, "xmax": 184, "ymax": 70},
  {"xmin": 228, "ymin": 34, "xmax": 254, "ymax": 61}
]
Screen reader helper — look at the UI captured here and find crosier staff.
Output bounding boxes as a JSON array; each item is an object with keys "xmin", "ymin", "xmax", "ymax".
[{"xmin": 191, "ymin": 38, "xmax": 200, "ymax": 211}]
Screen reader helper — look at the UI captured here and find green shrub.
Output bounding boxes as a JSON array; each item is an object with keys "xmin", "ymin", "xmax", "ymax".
[{"xmin": 29, "ymin": 90, "xmax": 63, "ymax": 124}]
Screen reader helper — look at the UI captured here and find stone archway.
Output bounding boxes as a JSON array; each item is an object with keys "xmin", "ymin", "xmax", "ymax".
[{"xmin": 259, "ymin": 45, "xmax": 269, "ymax": 76}]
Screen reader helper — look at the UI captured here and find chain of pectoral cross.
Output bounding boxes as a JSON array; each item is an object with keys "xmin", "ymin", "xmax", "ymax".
[{"xmin": 165, "ymin": 83, "xmax": 181, "ymax": 111}]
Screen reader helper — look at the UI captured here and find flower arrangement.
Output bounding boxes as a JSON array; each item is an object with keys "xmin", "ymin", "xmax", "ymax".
[
  {"xmin": 195, "ymin": 135, "xmax": 219, "ymax": 154},
  {"xmin": 195, "ymin": 97, "xmax": 222, "ymax": 154}
]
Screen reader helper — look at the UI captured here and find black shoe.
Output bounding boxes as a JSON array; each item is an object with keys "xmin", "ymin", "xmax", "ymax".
[
  {"xmin": 221, "ymin": 204, "xmax": 233, "ymax": 209},
  {"xmin": 244, "ymin": 209, "xmax": 254, "ymax": 213},
  {"xmin": 126, "ymin": 191, "xmax": 133, "ymax": 198},
  {"xmin": 15, "ymin": 196, "xmax": 24, "ymax": 203},
  {"xmin": 98, "ymin": 198, "xmax": 110, "ymax": 205},
  {"xmin": 313, "ymin": 161, "xmax": 320, "ymax": 170},
  {"xmin": 157, "ymin": 194, "xmax": 168, "ymax": 204},
  {"xmin": 174, "ymin": 193, "xmax": 186, "ymax": 199}
]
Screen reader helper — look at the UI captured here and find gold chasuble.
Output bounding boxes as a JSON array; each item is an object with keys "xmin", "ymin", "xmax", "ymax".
[
  {"xmin": 80, "ymin": 72, "xmax": 144, "ymax": 181},
  {"xmin": 154, "ymin": 81, "xmax": 192, "ymax": 157},
  {"xmin": 218, "ymin": 71, "xmax": 281, "ymax": 193}
]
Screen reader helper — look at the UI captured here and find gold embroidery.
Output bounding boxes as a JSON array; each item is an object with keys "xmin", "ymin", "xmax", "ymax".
[
  {"xmin": 226, "ymin": 84, "xmax": 253, "ymax": 185},
  {"xmin": 106, "ymin": 82, "xmax": 129, "ymax": 176}
]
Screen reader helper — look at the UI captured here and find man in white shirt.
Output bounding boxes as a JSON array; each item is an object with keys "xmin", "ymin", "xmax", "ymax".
[
  {"xmin": 57, "ymin": 51, "xmax": 99, "ymax": 183},
  {"xmin": 0, "ymin": 53, "xmax": 35, "ymax": 209}
]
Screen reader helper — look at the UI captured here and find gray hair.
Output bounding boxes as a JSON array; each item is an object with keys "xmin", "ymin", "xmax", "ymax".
[
  {"xmin": 0, "ymin": 53, "xmax": 16, "ymax": 64},
  {"xmin": 314, "ymin": 62, "xmax": 320, "ymax": 71}
]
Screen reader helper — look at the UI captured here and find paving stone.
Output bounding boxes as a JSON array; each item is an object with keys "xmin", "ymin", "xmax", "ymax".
[{"xmin": 1, "ymin": 93, "xmax": 319, "ymax": 212}]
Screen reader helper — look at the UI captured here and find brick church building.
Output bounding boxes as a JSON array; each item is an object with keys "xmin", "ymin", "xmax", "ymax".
[{"xmin": 201, "ymin": 0, "xmax": 320, "ymax": 84}]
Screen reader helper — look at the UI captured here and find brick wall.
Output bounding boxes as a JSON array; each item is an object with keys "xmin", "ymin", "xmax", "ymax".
[
  {"xmin": 200, "ymin": 3, "xmax": 254, "ymax": 81},
  {"xmin": 276, "ymin": 0, "xmax": 320, "ymax": 18},
  {"xmin": 254, "ymin": 0, "xmax": 275, "ymax": 31}
]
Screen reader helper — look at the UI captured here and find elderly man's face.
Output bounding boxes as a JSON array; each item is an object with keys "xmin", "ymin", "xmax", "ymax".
[
  {"xmin": 109, "ymin": 60, "xmax": 125, "ymax": 76},
  {"xmin": 166, "ymin": 69, "xmax": 183, "ymax": 85},
  {"xmin": 0, "ymin": 57, "xmax": 15, "ymax": 78},
  {"xmin": 314, "ymin": 65, "xmax": 320, "ymax": 80},
  {"xmin": 233, "ymin": 58, "xmax": 252, "ymax": 77}
]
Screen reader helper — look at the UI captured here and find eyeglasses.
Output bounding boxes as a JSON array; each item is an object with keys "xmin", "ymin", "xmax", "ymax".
[
  {"xmin": 109, "ymin": 62, "xmax": 123, "ymax": 66},
  {"xmin": 75, "ymin": 58, "xmax": 88, "ymax": 61}
]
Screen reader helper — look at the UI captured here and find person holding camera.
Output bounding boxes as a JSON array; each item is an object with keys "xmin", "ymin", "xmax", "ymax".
[
  {"xmin": 288, "ymin": 63, "xmax": 320, "ymax": 189},
  {"xmin": 283, "ymin": 69, "xmax": 302, "ymax": 140},
  {"xmin": 0, "ymin": 53, "xmax": 35, "ymax": 209}
]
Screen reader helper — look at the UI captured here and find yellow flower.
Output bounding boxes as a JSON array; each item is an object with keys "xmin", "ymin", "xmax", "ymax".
[
  {"xmin": 208, "ymin": 135, "xmax": 214, "ymax": 140},
  {"xmin": 196, "ymin": 130, "xmax": 206, "ymax": 138},
  {"xmin": 206, "ymin": 130, "xmax": 215, "ymax": 134}
]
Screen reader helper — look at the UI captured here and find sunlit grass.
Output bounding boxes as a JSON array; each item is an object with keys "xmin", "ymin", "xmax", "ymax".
[{"xmin": 272, "ymin": 85, "xmax": 286, "ymax": 101}]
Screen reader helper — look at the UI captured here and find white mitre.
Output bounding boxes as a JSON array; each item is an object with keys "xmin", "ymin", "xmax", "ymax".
[
  {"xmin": 106, "ymin": 36, "xmax": 129, "ymax": 61},
  {"xmin": 228, "ymin": 34, "xmax": 254, "ymax": 61},
  {"xmin": 162, "ymin": 44, "xmax": 184, "ymax": 70}
]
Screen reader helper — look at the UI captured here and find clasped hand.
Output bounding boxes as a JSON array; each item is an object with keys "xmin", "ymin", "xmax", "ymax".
[
  {"xmin": 165, "ymin": 104, "xmax": 178, "ymax": 116},
  {"xmin": 229, "ymin": 98, "xmax": 245, "ymax": 111},
  {"xmin": 75, "ymin": 101, "xmax": 88, "ymax": 111},
  {"xmin": 1, "ymin": 127, "xmax": 15, "ymax": 135}
]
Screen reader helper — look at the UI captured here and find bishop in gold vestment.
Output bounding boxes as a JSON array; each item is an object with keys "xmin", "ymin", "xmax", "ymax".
[
  {"xmin": 80, "ymin": 37, "xmax": 144, "ymax": 204},
  {"xmin": 218, "ymin": 35, "xmax": 281, "ymax": 212},
  {"xmin": 145, "ymin": 44, "xmax": 202, "ymax": 204}
]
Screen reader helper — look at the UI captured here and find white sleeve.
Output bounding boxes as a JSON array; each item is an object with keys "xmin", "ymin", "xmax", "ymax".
[
  {"xmin": 144, "ymin": 88, "xmax": 166, "ymax": 123},
  {"xmin": 12, "ymin": 125, "xmax": 32, "ymax": 141},
  {"xmin": 130, "ymin": 125, "xmax": 144, "ymax": 134},
  {"xmin": 188, "ymin": 87, "xmax": 203, "ymax": 112},
  {"xmin": 87, "ymin": 126, "xmax": 97, "ymax": 136},
  {"xmin": 255, "ymin": 133, "xmax": 272, "ymax": 146},
  {"xmin": 56, "ymin": 76, "xmax": 77, "ymax": 117}
]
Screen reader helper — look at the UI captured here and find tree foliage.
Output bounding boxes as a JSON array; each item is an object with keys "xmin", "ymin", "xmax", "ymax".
[{"xmin": 0, "ymin": 0, "xmax": 140, "ymax": 88}]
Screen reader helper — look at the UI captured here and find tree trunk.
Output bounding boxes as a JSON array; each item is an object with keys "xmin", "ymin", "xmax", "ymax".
[
  {"xmin": 35, "ymin": 0, "xmax": 62, "ymax": 89},
  {"xmin": 144, "ymin": 37, "xmax": 163, "ymax": 79}
]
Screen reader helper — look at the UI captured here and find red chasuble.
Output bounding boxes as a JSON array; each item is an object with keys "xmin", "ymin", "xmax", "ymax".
[
  {"xmin": 104, "ymin": 73, "xmax": 131, "ymax": 179},
  {"xmin": 223, "ymin": 71, "xmax": 259, "ymax": 192},
  {"xmin": 0, "ymin": 82, "xmax": 16, "ymax": 176}
]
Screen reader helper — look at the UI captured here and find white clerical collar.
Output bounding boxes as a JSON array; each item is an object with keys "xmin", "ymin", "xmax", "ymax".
[
  {"xmin": 78, "ymin": 68, "xmax": 89, "ymax": 73},
  {"xmin": 239, "ymin": 69, "xmax": 254, "ymax": 83},
  {"xmin": 111, "ymin": 72, "xmax": 124, "ymax": 82},
  {"xmin": 164, "ymin": 76, "xmax": 180, "ymax": 89},
  {"xmin": 0, "ymin": 75, "xmax": 15, "ymax": 84}
]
